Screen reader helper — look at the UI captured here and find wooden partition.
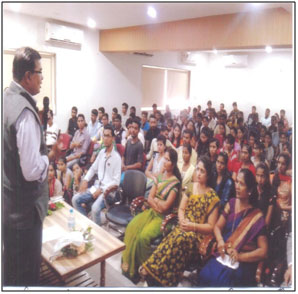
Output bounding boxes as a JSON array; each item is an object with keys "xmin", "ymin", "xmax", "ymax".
[{"xmin": 100, "ymin": 7, "xmax": 292, "ymax": 52}]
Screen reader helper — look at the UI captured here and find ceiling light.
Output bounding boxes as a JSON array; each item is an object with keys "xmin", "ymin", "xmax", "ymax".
[
  {"xmin": 9, "ymin": 3, "xmax": 21, "ymax": 12},
  {"xmin": 213, "ymin": 49, "xmax": 218, "ymax": 54},
  {"xmin": 265, "ymin": 46, "xmax": 272, "ymax": 53},
  {"xmin": 87, "ymin": 18, "xmax": 96, "ymax": 29},
  {"xmin": 147, "ymin": 7, "xmax": 157, "ymax": 18}
]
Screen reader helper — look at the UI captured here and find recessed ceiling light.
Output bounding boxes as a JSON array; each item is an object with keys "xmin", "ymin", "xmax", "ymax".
[
  {"xmin": 147, "ymin": 7, "xmax": 157, "ymax": 18},
  {"xmin": 251, "ymin": 3, "xmax": 263, "ymax": 7},
  {"xmin": 265, "ymin": 46, "xmax": 272, "ymax": 53},
  {"xmin": 9, "ymin": 3, "xmax": 21, "ymax": 12},
  {"xmin": 87, "ymin": 18, "xmax": 96, "ymax": 29}
]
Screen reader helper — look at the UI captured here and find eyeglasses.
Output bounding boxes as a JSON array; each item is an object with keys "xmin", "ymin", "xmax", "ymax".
[{"xmin": 31, "ymin": 70, "xmax": 43, "ymax": 75}]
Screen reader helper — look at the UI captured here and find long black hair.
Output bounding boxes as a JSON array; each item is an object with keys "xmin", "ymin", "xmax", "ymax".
[
  {"xmin": 238, "ymin": 168, "xmax": 258, "ymax": 207},
  {"xmin": 166, "ymin": 147, "xmax": 182, "ymax": 185},
  {"xmin": 197, "ymin": 155, "xmax": 213, "ymax": 188},
  {"xmin": 211, "ymin": 152, "xmax": 234, "ymax": 198},
  {"xmin": 272, "ymin": 152, "xmax": 291, "ymax": 196}
]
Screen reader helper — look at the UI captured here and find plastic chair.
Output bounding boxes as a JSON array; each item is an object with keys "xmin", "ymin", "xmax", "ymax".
[
  {"xmin": 116, "ymin": 144, "xmax": 125, "ymax": 158},
  {"xmin": 105, "ymin": 170, "xmax": 147, "ymax": 239}
]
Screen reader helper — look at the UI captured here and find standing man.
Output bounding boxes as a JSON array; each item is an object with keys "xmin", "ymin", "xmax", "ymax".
[
  {"xmin": 87, "ymin": 109, "xmax": 101, "ymax": 142},
  {"xmin": 121, "ymin": 102, "xmax": 129, "ymax": 127},
  {"xmin": 261, "ymin": 108, "xmax": 271, "ymax": 128},
  {"xmin": 67, "ymin": 106, "xmax": 78, "ymax": 137},
  {"xmin": 4, "ymin": 47, "xmax": 49, "ymax": 286}
]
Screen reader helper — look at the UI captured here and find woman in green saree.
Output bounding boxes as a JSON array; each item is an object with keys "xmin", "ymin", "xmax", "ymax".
[{"xmin": 121, "ymin": 148, "xmax": 181, "ymax": 283}]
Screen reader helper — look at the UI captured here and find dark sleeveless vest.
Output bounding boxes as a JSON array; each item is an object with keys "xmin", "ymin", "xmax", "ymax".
[{"xmin": 3, "ymin": 82, "xmax": 49, "ymax": 229}]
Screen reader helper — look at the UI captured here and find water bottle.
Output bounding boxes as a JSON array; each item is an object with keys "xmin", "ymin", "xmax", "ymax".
[{"xmin": 68, "ymin": 208, "xmax": 75, "ymax": 231}]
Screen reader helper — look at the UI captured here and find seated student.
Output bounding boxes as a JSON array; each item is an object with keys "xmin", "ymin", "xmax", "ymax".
[
  {"xmin": 177, "ymin": 129, "xmax": 197, "ymax": 167},
  {"xmin": 122, "ymin": 117, "xmax": 145, "ymax": 147},
  {"xmin": 279, "ymin": 109, "xmax": 289, "ymax": 133},
  {"xmin": 57, "ymin": 157, "xmax": 73, "ymax": 203},
  {"xmin": 141, "ymin": 111, "xmax": 150, "ymax": 136},
  {"xmin": 214, "ymin": 122, "xmax": 226, "ymax": 148},
  {"xmin": 200, "ymin": 116, "xmax": 210, "ymax": 132},
  {"xmin": 178, "ymin": 143, "xmax": 195, "ymax": 189},
  {"xmin": 146, "ymin": 126, "xmax": 175, "ymax": 161},
  {"xmin": 264, "ymin": 131, "xmax": 275, "ymax": 169},
  {"xmin": 232, "ymin": 144, "xmax": 256, "ymax": 181},
  {"xmin": 121, "ymin": 102, "xmax": 129, "ymax": 127},
  {"xmin": 236, "ymin": 126, "xmax": 247, "ymax": 147},
  {"xmin": 98, "ymin": 113, "xmax": 110, "ymax": 143},
  {"xmin": 139, "ymin": 156, "xmax": 220, "ymax": 287},
  {"xmin": 248, "ymin": 131, "xmax": 257, "ymax": 150},
  {"xmin": 221, "ymin": 134, "xmax": 238, "ymax": 172},
  {"xmin": 113, "ymin": 114, "xmax": 125, "ymax": 145},
  {"xmin": 170, "ymin": 123, "xmax": 182, "ymax": 148},
  {"xmin": 122, "ymin": 148, "xmax": 181, "ymax": 283},
  {"xmin": 277, "ymin": 132, "xmax": 287, "ymax": 157},
  {"xmin": 186, "ymin": 119, "xmax": 197, "ymax": 148},
  {"xmin": 255, "ymin": 163, "xmax": 274, "ymax": 227},
  {"xmin": 155, "ymin": 110, "xmax": 165, "ymax": 129},
  {"xmin": 71, "ymin": 163, "xmax": 84, "ymax": 196},
  {"xmin": 211, "ymin": 151, "xmax": 235, "ymax": 211},
  {"xmin": 247, "ymin": 106, "xmax": 259, "ymax": 126},
  {"xmin": 72, "ymin": 125, "xmax": 121, "ymax": 225},
  {"xmin": 217, "ymin": 103, "xmax": 227, "ymax": 118},
  {"xmin": 195, "ymin": 113, "xmax": 203, "ymax": 138},
  {"xmin": 261, "ymin": 108, "xmax": 271, "ymax": 128},
  {"xmin": 208, "ymin": 109, "xmax": 217, "ymax": 131},
  {"xmin": 110, "ymin": 107, "xmax": 118, "ymax": 124},
  {"xmin": 87, "ymin": 109, "xmax": 101, "ymax": 142},
  {"xmin": 145, "ymin": 115, "xmax": 160, "ymax": 153},
  {"xmin": 145, "ymin": 135, "xmax": 167, "ymax": 193},
  {"xmin": 205, "ymin": 100, "xmax": 216, "ymax": 118},
  {"xmin": 46, "ymin": 110, "xmax": 59, "ymax": 151},
  {"xmin": 129, "ymin": 106, "xmax": 136, "ymax": 119},
  {"xmin": 66, "ymin": 114, "xmax": 91, "ymax": 169},
  {"xmin": 196, "ymin": 127, "xmax": 212, "ymax": 158},
  {"xmin": 198, "ymin": 169, "xmax": 268, "ymax": 287},
  {"xmin": 228, "ymin": 102, "xmax": 242, "ymax": 120},
  {"xmin": 251, "ymin": 141, "xmax": 268, "ymax": 168},
  {"xmin": 97, "ymin": 106, "xmax": 105, "ymax": 125},
  {"xmin": 48, "ymin": 162, "xmax": 62, "ymax": 198},
  {"xmin": 122, "ymin": 118, "xmax": 144, "ymax": 177},
  {"xmin": 214, "ymin": 114, "xmax": 230, "ymax": 136},
  {"xmin": 208, "ymin": 137, "xmax": 220, "ymax": 168},
  {"xmin": 67, "ymin": 106, "xmax": 78, "ymax": 137},
  {"xmin": 166, "ymin": 118, "xmax": 174, "ymax": 137},
  {"xmin": 260, "ymin": 125, "xmax": 267, "ymax": 144}
]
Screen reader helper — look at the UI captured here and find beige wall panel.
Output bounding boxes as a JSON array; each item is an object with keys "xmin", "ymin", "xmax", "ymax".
[{"xmin": 100, "ymin": 8, "xmax": 292, "ymax": 52}]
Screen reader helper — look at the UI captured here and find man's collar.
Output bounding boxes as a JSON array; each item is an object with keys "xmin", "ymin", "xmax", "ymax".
[{"xmin": 12, "ymin": 81, "xmax": 37, "ymax": 104}]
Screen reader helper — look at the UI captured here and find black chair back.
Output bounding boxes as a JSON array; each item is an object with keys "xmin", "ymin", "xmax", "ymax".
[{"xmin": 122, "ymin": 170, "xmax": 147, "ymax": 204}]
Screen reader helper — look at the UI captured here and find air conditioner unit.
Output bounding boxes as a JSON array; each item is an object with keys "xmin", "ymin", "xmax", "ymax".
[
  {"xmin": 223, "ymin": 55, "xmax": 248, "ymax": 68},
  {"xmin": 181, "ymin": 52, "xmax": 196, "ymax": 65},
  {"xmin": 45, "ymin": 22, "xmax": 84, "ymax": 45}
]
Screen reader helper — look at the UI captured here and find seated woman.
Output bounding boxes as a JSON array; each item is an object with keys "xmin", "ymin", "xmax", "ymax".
[
  {"xmin": 57, "ymin": 157, "xmax": 73, "ymax": 203},
  {"xmin": 139, "ymin": 156, "xmax": 220, "ymax": 287},
  {"xmin": 251, "ymin": 141, "xmax": 268, "ymax": 168},
  {"xmin": 255, "ymin": 163, "xmax": 274, "ymax": 227},
  {"xmin": 232, "ymin": 144, "xmax": 256, "ymax": 181},
  {"xmin": 170, "ymin": 123, "xmax": 181, "ymax": 148},
  {"xmin": 208, "ymin": 138, "xmax": 220, "ymax": 168},
  {"xmin": 177, "ymin": 143, "xmax": 195, "ymax": 190},
  {"xmin": 121, "ymin": 148, "xmax": 181, "ymax": 283},
  {"xmin": 211, "ymin": 152, "xmax": 235, "ymax": 212},
  {"xmin": 198, "ymin": 168, "xmax": 268, "ymax": 287},
  {"xmin": 71, "ymin": 163, "xmax": 84, "ymax": 195},
  {"xmin": 145, "ymin": 134, "xmax": 166, "ymax": 194},
  {"xmin": 48, "ymin": 162, "xmax": 62, "ymax": 198},
  {"xmin": 214, "ymin": 123, "xmax": 226, "ymax": 148}
]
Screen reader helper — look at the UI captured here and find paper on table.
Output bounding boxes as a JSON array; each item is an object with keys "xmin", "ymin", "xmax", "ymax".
[
  {"xmin": 216, "ymin": 254, "xmax": 239, "ymax": 269},
  {"xmin": 43, "ymin": 225, "xmax": 65, "ymax": 243}
]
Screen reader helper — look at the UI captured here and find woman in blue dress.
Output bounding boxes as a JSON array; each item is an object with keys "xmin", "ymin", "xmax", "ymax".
[{"xmin": 197, "ymin": 168, "xmax": 268, "ymax": 287}]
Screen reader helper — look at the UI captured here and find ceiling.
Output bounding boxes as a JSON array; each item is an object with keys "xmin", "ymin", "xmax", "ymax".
[{"xmin": 3, "ymin": 2, "xmax": 293, "ymax": 30}]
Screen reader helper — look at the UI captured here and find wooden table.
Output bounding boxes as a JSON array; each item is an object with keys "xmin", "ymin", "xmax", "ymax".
[{"xmin": 42, "ymin": 201, "xmax": 125, "ymax": 287}]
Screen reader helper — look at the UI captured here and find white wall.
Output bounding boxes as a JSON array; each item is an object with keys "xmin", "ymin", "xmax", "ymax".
[{"xmin": 3, "ymin": 10, "xmax": 294, "ymax": 131}]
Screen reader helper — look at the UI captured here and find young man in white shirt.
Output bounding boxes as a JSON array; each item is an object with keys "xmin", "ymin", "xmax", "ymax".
[
  {"xmin": 72, "ymin": 125, "xmax": 121, "ymax": 225},
  {"xmin": 46, "ymin": 110, "xmax": 59, "ymax": 150}
]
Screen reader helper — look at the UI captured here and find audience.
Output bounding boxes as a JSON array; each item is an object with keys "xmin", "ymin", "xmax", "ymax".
[{"xmin": 44, "ymin": 99, "xmax": 292, "ymax": 288}]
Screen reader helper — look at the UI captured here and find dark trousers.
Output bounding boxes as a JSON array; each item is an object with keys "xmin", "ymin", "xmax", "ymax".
[{"xmin": 4, "ymin": 211, "xmax": 43, "ymax": 286}]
